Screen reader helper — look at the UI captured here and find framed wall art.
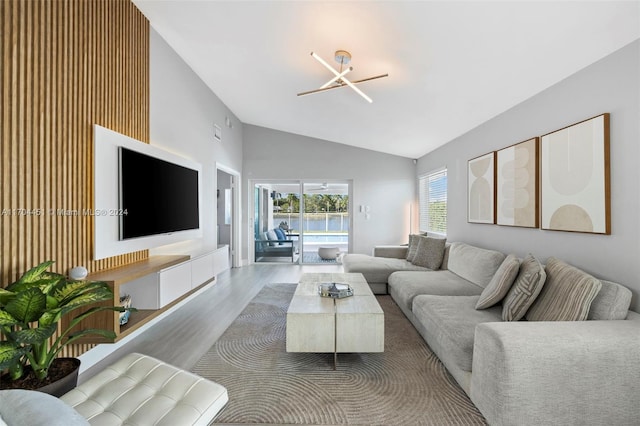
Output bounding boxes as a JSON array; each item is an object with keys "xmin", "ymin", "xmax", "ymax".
[
  {"xmin": 496, "ymin": 137, "xmax": 539, "ymax": 227},
  {"xmin": 468, "ymin": 152, "xmax": 495, "ymax": 224},
  {"xmin": 540, "ymin": 113, "xmax": 610, "ymax": 234}
]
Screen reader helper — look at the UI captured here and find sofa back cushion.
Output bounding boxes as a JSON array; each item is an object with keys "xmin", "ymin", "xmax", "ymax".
[
  {"xmin": 526, "ymin": 257, "xmax": 602, "ymax": 322},
  {"xmin": 440, "ymin": 244, "xmax": 451, "ymax": 270},
  {"xmin": 411, "ymin": 236, "xmax": 447, "ymax": 270},
  {"xmin": 446, "ymin": 242, "xmax": 506, "ymax": 288},
  {"xmin": 588, "ymin": 280, "xmax": 632, "ymax": 320}
]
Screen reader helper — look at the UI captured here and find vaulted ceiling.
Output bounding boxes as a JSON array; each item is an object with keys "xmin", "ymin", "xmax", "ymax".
[{"xmin": 133, "ymin": 1, "xmax": 640, "ymax": 158}]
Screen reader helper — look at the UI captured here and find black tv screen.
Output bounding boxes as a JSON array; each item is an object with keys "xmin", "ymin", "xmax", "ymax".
[{"xmin": 119, "ymin": 147, "xmax": 199, "ymax": 240}]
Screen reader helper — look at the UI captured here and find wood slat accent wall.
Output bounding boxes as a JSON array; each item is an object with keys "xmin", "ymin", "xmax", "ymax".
[{"xmin": 1, "ymin": 0, "xmax": 150, "ymax": 356}]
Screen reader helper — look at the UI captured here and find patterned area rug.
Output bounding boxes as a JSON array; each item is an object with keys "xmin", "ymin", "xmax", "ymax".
[{"xmin": 193, "ymin": 283, "xmax": 486, "ymax": 425}]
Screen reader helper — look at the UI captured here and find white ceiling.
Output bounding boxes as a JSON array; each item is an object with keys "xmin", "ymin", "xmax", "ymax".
[{"xmin": 133, "ymin": 1, "xmax": 640, "ymax": 159}]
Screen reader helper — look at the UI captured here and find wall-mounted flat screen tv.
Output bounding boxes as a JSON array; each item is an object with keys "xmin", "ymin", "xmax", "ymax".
[{"xmin": 119, "ymin": 147, "xmax": 199, "ymax": 240}]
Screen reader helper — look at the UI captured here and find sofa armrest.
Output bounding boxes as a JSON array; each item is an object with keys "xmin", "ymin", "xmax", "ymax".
[
  {"xmin": 470, "ymin": 319, "xmax": 640, "ymax": 426},
  {"xmin": 372, "ymin": 245, "xmax": 408, "ymax": 259}
]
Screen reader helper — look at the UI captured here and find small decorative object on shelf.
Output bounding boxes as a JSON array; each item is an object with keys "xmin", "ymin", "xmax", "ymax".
[
  {"xmin": 318, "ymin": 282, "xmax": 353, "ymax": 299},
  {"xmin": 119, "ymin": 294, "xmax": 132, "ymax": 325},
  {"xmin": 68, "ymin": 266, "xmax": 88, "ymax": 280}
]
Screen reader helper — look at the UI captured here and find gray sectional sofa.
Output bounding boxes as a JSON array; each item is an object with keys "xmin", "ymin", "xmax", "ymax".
[{"xmin": 342, "ymin": 241, "xmax": 640, "ymax": 426}]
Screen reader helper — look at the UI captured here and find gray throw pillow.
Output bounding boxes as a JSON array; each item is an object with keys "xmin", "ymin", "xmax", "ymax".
[
  {"xmin": 476, "ymin": 254, "xmax": 520, "ymax": 309},
  {"xmin": 411, "ymin": 236, "xmax": 446, "ymax": 270},
  {"xmin": 406, "ymin": 234, "xmax": 420, "ymax": 262},
  {"xmin": 266, "ymin": 229, "xmax": 278, "ymax": 246},
  {"xmin": 502, "ymin": 253, "xmax": 546, "ymax": 321},
  {"xmin": 526, "ymin": 257, "xmax": 602, "ymax": 321},
  {"xmin": 588, "ymin": 280, "xmax": 632, "ymax": 320}
]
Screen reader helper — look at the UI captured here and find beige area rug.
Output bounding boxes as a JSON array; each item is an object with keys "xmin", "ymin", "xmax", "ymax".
[{"xmin": 192, "ymin": 283, "xmax": 486, "ymax": 425}]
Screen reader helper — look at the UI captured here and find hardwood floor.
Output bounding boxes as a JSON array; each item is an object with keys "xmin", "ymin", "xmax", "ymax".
[{"xmin": 78, "ymin": 263, "xmax": 343, "ymax": 382}]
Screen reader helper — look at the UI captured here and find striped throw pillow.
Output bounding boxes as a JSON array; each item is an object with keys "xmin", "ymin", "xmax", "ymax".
[
  {"xmin": 526, "ymin": 257, "xmax": 602, "ymax": 321},
  {"xmin": 502, "ymin": 254, "xmax": 546, "ymax": 321}
]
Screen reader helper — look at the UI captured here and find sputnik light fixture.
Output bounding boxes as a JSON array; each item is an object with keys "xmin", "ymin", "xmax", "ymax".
[{"xmin": 297, "ymin": 50, "xmax": 388, "ymax": 103}]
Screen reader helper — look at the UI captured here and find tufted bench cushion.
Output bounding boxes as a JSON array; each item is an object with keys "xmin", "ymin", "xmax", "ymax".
[{"xmin": 61, "ymin": 353, "xmax": 228, "ymax": 426}]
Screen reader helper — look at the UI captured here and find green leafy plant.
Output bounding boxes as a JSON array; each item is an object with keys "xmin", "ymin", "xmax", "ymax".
[{"xmin": 0, "ymin": 261, "xmax": 131, "ymax": 381}]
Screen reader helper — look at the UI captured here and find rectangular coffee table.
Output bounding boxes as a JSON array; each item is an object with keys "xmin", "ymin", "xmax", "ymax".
[{"xmin": 286, "ymin": 273, "xmax": 384, "ymax": 368}]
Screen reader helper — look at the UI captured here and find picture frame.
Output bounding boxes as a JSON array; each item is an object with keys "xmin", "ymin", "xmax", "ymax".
[
  {"xmin": 496, "ymin": 137, "xmax": 539, "ymax": 228},
  {"xmin": 540, "ymin": 113, "xmax": 610, "ymax": 234},
  {"xmin": 468, "ymin": 152, "xmax": 496, "ymax": 224},
  {"xmin": 214, "ymin": 124, "xmax": 222, "ymax": 142}
]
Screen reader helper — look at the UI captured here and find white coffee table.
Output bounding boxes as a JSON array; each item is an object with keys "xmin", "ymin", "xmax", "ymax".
[{"xmin": 286, "ymin": 273, "xmax": 384, "ymax": 368}]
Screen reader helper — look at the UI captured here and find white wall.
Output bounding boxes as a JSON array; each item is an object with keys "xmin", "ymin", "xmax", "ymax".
[
  {"xmin": 418, "ymin": 40, "xmax": 640, "ymax": 310},
  {"xmin": 242, "ymin": 125, "xmax": 416, "ymax": 263},
  {"xmin": 148, "ymin": 28, "xmax": 243, "ymax": 255}
]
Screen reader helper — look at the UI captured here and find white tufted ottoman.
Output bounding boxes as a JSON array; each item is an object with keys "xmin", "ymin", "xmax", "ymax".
[{"xmin": 61, "ymin": 353, "xmax": 228, "ymax": 426}]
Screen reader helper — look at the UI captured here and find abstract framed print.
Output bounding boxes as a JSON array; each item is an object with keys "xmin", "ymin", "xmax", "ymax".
[
  {"xmin": 468, "ymin": 152, "xmax": 496, "ymax": 224},
  {"xmin": 496, "ymin": 138, "xmax": 539, "ymax": 227},
  {"xmin": 540, "ymin": 113, "xmax": 610, "ymax": 234}
]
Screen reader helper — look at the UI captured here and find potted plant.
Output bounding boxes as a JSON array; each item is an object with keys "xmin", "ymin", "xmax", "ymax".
[{"xmin": 0, "ymin": 261, "xmax": 131, "ymax": 396}]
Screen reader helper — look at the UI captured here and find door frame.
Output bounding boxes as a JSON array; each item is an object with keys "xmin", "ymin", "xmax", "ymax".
[{"xmin": 216, "ymin": 163, "xmax": 241, "ymax": 268}]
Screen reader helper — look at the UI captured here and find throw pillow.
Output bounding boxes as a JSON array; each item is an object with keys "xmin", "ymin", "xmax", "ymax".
[
  {"xmin": 266, "ymin": 229, "xmax": 278, "ymax": 246},
  {"xmin": 411, "ymin": 236, "xmax": 447, "ymax": 270},
  {"xmin": 502, "ymin": 254, "xmax": 546, "ymax": 321},
  {"xmin": 274, "ymin": 227, "xmax": 285, "ymax": 245},
  {"xmin": 406, "ymin": 234, "xmax": 420, "ymax": 262},
  {"xmin": 526, "ymin": 257, "xmax": 602, "ymax": 321},
  {"xmin": 476, "ymin": 254, "xmax": 520, "ymax": 309}
]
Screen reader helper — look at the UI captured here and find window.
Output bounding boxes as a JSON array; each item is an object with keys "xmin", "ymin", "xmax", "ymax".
[{"xmin": 419, "ymin": 168, "xmax": 447, "ymax": 234}]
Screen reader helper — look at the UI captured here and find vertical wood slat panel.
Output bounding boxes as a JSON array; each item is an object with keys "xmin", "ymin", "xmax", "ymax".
[{"xmin": 1, "ymin": 0, "xmax": 150, "ymax": 358}]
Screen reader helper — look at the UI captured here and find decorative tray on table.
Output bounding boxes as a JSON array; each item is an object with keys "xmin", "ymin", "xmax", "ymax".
[{"xmin": 318, "ymin": 282, "xmax": 353, "ymax": 299}]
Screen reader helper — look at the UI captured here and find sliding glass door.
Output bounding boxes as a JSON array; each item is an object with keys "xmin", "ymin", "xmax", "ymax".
[
  {"xmin": 252, "ymin": 180, "xmax": 350, "ymax": 264},
  {"xmin": 253, "ymin": 182, "xmax": 301, "ymax": 263},
  {"xmin": 301, "ymin": 182, "xmax": 349, "ymax": 264}
]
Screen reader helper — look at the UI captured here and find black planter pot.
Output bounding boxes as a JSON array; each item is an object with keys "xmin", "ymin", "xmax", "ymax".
[
  {"xmin": 0, "ymin": 358, "xmax": 82, "ymax": 397},
  {"xmin": 36, "ymin": 358, "xmax": 81, "ymax": 397}
]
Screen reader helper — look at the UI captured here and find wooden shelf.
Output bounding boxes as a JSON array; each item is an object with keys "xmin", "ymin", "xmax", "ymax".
[
  {"xmin": 88, "ymin": 255, "xmax": 190, "ymax": 285},
  {"xmin": 119, "ymin": 309, "xmax": 156, "ymax": 337},
  {"xmin": 62, "ymin": 255, "xmax": 191, "ymax": 344},
  {"xmin": 63, "ymin": 247, "xmax": 228, "ymax": 346}
]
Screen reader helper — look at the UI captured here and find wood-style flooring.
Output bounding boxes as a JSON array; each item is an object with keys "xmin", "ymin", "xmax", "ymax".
[{"xmin": 78, "ymin": 263, "xmax": 342, "ymax": 382}]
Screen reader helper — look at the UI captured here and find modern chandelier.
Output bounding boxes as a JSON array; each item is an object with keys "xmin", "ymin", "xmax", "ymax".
[{"xmin": 297, "ymin": 50, "xmax": 388, "ymax": 103}]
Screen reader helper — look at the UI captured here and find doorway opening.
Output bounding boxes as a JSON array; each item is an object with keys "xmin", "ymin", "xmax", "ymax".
[{"xmin": 217, "ymin": 166, "xmax": 239, "ymax": 267}]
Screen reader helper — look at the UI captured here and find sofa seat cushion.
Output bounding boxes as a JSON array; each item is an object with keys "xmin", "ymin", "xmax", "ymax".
[
  {"xmin": 412, "ymin": 295, "xmax": 502, "ymax": 372},
  {"xmin": 342, "ymin": 254, "xmax": 429, "ymax": 284},
  {"xmin": 388, "ymin": 270, "xmax": 483, "ymax": 313}
]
